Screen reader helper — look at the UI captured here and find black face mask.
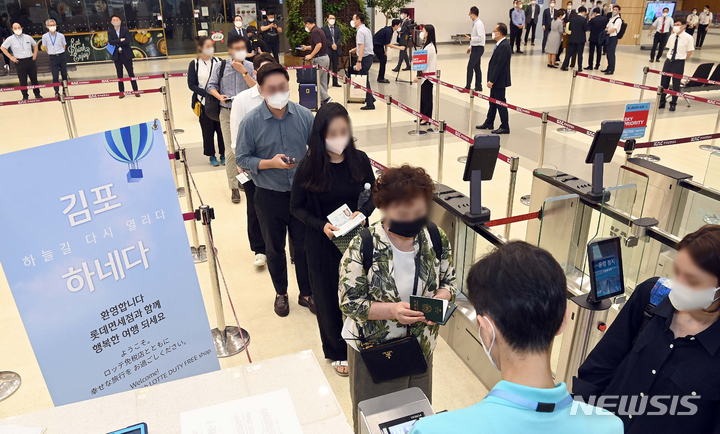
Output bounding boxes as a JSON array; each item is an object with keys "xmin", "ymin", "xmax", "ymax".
[{"xmin": 388, "ymin": 216, "xmax": 428, "ymax": 238}]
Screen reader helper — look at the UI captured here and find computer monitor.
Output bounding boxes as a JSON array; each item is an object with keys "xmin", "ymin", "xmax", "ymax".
[
  {"xmin": 585, "ymin": 120, "xmax": 624, "ymax": 200},
  {"xmin": 587, "ymin": 237, "xmax": 625, "ymax": 303},
  {"xmin": 463, "ymin": 135, "xmax": 500, "ymax": 221},
  {"xmin": 643, "ymin": 2, "xmax": 677, "ymax": 25}
]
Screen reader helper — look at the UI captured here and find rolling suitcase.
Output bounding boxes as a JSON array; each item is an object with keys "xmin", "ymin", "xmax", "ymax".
[{"xmin": 299, "ymin": 83, "xmax": 318, "ymax": 110}]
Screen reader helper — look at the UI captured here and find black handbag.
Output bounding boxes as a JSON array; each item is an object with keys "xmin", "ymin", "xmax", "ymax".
[
  {"xmin": 356, "ymin": 231, "xmax": 428, "ymax": 384},
  {"xmin": 204, "ymin": 59, "xmax": 226, "ymax": 122},
  {"xmin": 296, "ymin": 59, "xmax": 317, "ymax": 84}
]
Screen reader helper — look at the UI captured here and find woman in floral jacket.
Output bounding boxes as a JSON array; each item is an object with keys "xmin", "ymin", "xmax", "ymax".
[{"xmin": 338, "ymin": 164, "xmax": 457, "ymax": 432}]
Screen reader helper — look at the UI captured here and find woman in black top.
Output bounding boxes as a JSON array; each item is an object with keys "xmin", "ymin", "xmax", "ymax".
[
  {"xmin": 187, "ymin": 36, "xmax": 224, "ymax": 166},
  {"xmin": 574, "ymin": 225, "xmax": 720, "ymax": 433},
  {"xmin": 290, "ymin": 103, "xmax": 376, "ymax": 377}
]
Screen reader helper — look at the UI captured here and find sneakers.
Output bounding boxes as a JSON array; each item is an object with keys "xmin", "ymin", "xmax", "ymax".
[
  {"xmin": 210, "ymin": 156, "xmax": 220, "ymax": 166},
  {"xmin": 221, "ymin": 155, "xmax": 226, "ymax": 165},
  {"xmin": 231, "ymin": 188, "xmax": 241, "ymax": 203},
  {"xmin": 254, "ymin": 253, "xmax": 267, "ymax": 267}
]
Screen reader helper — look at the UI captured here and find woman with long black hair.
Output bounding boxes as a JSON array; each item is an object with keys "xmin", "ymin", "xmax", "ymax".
[
  {"xmin": 415, "ymin": 24, "xmax": 437, "ymax": 127},
  {"xmin": 187, "ymin": 36, "xmax": 224, "ymax": 166},
  {"xmin": 290, "ymin": 103, "xmax": 376, "ymax": 377}
]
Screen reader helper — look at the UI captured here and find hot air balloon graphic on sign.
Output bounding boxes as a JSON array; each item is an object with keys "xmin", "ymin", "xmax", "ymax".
[{"xmin": 104, "ymin": 123, "xmax": 154, "ymax": 183}]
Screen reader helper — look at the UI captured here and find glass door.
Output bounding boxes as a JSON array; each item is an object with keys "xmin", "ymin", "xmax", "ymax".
[{"xmin": 161, "ymin": 0, "xmax": 197, "ymax": 55}]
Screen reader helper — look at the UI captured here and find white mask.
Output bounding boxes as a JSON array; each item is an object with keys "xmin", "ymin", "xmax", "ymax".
[
  {"xmin": 400, "ymin": 14, "xmax": 406, "ymax": 19},
  {"xmin": 112, "ymin": 21, "xmax": 121, "ymax": 28},
  {"xmin": 478, "ymin": 318, "xmax": 499, "ymax": 371},
  {"xmin": 669, "ymin": 280, "xmax": 720, "ymax": 312},
  {"xmin": 550, "ymin": 3, "xmax": 555, "ymax": 7},
  {"xmin": 350, "ymin": 19, "xmax": 356, "ymax": 28},
  {"xmin": 268, "ymin": 17, "xmax": 275, "ymax": 22},
  {"xmin": 612, "ymin": 10, "xmax": 618, "ymax": 15},
  {"xmin": 531, "ymin": 1, "xmax": 536, "ymax": 4},
  {"xmin": 304, "ymin": 26, "xmax": 310, "ymax": 33},
  {"xmin": 266, "ymin": 90, "xmax": 290, "ymax": 109},
  {"xmin": 48, "ymin": 26, "xmax": 56, "ymax": 32},
  {"xmin": 13, "ymin": 29, "xmax": 22, "ymax": 36},
  {"xmin": 673, "ymin": 25, "xmax": 681, "ymax": 33},
  {"xmin": 234, "ymin": 50, "xmax": 247, "ymax": 61},
  {"xmin": 325, "ymin": 136, "xmax": 350, "ymax": 154},
  {"xmin": 662, "ymin": 12, "xmax": 668, "ymax": 16},
  {"xmin": 235, "ymin": 21, "xmax": 242, "ymax": 28},
  {"xmin": 202, "ymin": 47, "xmax": 214, "ymax": 56},
  {"xmin": 491, "ymin": 31, "xmax": 498, "ymax": 39},
  {"xmin": 328, "ymin": 19, "xmax": 335, "ymax": 25}
]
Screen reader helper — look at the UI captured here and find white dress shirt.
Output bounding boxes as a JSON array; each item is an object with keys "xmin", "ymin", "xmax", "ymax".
[
  {"xmin": 607, "ymin": 15, "xmax": 622, "ymax": 37},
  {"xmin": 196, "ymin": 57, "xmax": 215, "ymax": 105},
  {"xmin": 652, "ymin": 15, "xmax": 673, "ymax": 33},
  {"xmin": 424, "ymin": 42, "xmax": 437, "ymax": 73},
  {"xmin": 665, "ymin": 31, "xmax": 695, "ymax": 60},
  {"xmin": 687, "ymin": 13, "xmax": 699, "ymax": 27},
  {"xmin": 230, "ymin": 85, "xmax": 264, "ymax": 149},
  {"xmin": 470, "ymin": 18, "xmax": 486, "ymax": 46},
  {"xmin": 699, "ymin": 10, "xmax": 713, "ymax": 25}
]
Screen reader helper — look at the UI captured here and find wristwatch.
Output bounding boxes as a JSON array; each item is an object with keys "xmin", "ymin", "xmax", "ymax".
[{"xmin": 243, "ymin": 72, "xmax": 248, "ymax": 77}]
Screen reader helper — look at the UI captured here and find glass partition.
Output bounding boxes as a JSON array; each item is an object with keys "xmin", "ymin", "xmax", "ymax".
[
  {"xmin": 676, "ymin": 187, "xmax": 720, "ymax": 238},
  {"xmin": 537, "ymin": 193, "xmax": 580, "ymax": 275},
  {"xmin": 704, "ymin": 151, "xmax": 720, "ymax": 190},
  {"xmin": 617, "ymin": 165, "xmax": 649, "ymax": 219}
]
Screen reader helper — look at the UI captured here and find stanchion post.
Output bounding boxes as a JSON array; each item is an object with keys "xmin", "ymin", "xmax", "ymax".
[
  {"xmin": 178, "ymin": 148, "xmax": 207, "ymax": 263},
  {"xmin": 316, "ymin": 64, "xmax": 322, "ymax": 110},
  {"xmin": 198, "ymin": 205, "xmax": 248, "ymax": 357},
  {"xmin": 468, "ymin": 92, "xmax": 475, "ymax": 139},
  {"xmin": 62, "ymin": 80, "xmax": 78, "ymax": 137},
  {"xmin": 639, "ymin": 66, "xmax": 649, "ymax": 102},
  {"xmin": 558, "ymin": 70, "xmax": 577, "ymax": 134},
  {"xmin": 162, "ymin": 104, "xmax": 184, "ymax": 196},
  {"xmin": 409, "ymin": 74, "xmax": 428, "ymax": 136},
  {"xmin": 504, "ymin": 156, "xmax": 520, "ymax": 240},
  {"xmin": 635, "ymin": 86, "xmax": 663, "ymax": 161},
  {"xmin": 437, "ymin": 120, "xmax": 446, "ymax": 183},
  {"xmin": 59, "ymin": 94, "xmax": 74, "ymax": 139},
  {"xmin": 163, "ymin": 72, "xmax": 183, "ymax": 134},
  {"xmin": 428, "ymin": 71, "xmax": 441, "ymax": 134},
  {"xmin": 342, "ymin": 74, "xmax": 348, "ymax": 109},
  {"xmin": 538, "ymin": 112, "xmax": 549, "ymax": 168},
  {"xmin": 386, "ymin": 95, "xmax": 392, "ymax": 166}
]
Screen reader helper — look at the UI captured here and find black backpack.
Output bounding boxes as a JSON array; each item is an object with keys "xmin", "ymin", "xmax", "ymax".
[
  {"xmin": 615, "ymin": 17, "xmax": 628, "ymax": 39},
  {"xmin": 360, "ymin": 222, "xmax": 442, "ymax": 275}
]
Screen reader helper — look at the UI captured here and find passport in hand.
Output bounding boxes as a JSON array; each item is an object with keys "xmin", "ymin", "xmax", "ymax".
[{"xmin": 410, "ymin": 295, "xmax": 457, "ymax": 325}]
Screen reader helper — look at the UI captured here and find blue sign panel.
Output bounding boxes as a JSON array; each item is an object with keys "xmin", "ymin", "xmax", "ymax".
[
  {"xmin": 621, "ymin": 102, "xmax": 651, "ymax": 140},
  {"xmin": 0, "ymin": 121, "xmax": 220, "ymax": 406}
]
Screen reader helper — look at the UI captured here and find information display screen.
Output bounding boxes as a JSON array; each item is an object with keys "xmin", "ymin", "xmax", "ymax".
[
  {"xmin": 379, "ymin": 412, "xmax": 424, "ymax": 434},
  {"xmin": 588, "ymin": 237, "xmax": 625, "ymax": 301},
  {"xmin": 644, "ymin": 2, "xmax": 676, "ymax": 25}
]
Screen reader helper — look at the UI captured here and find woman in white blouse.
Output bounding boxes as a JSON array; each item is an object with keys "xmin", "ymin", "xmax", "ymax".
[
  {"xmin": 415, "ymin": 24, "xmax": 438, "ymax": 127},
  {"xmin": 187, "ymin": 36, "xmax": 225, "ymax": 166}
]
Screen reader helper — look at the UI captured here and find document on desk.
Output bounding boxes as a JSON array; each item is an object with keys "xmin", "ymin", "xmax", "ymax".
[{"xmin": 180, "ymin": 388, "xmax": 303, "ymax": 434}]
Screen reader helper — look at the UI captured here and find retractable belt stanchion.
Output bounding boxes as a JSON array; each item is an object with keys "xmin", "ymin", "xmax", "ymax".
[
  {"xmin": 409, "ymin": 74, "xmax": 428, "ymax": 136},
  {"xmin": 700, "ymin": 108, "xmax": 720, "ymax": 152},
  {"xmin": 538, "ymin": 111, "xmax": 549, "ymax": 167},
  {"xmin": 428, "ymin": 70, "xmax": 441, "ymax": 134},
  {"xmin": 459, "ymin": 92, "xmax": 475, "ymax": 163},
  {"xmin": 639, "ymin": 66, "xmax": 649, "ymax": 102},
  {"xmin": 61, "ymin": 80, "xmax": 78, "ymax": 137},
  {"xmin": 558, "ymin": 69, "xmax": 578, "ymax": 134},
  {"xmin": 316, "ymin": 64, "xmax": 322, "ymax": 110},
  {"xmin": 59, "ymin": 94, "xmax": 74, "ymax": 139},
  {"xmin": 162, "ymin": 103, "xmax": 184, "ymax": 197},
  {"xmin": 437, "ymin": 120, "xmax": 446, "ymax": 182},
  {"xmin": 505, "ymin": 156, "xmax": 520, "ymax": 239},
  {"xmin": 0, "ymin": 371, "xmax": 21, "ymax": 402},
  {"xmin": 342, "ymin": 74, "xmax": 348, "ymax": 109},
  {"xmin": 163, "ymin": 72, "xmax": 183, "ymax": 134},
  {"xmin": 178, "ymin": 147, "xmax": 207, "ymax": 263},
  {"xmin": 197, "ymin": 205, "xmax": 249, "ymax": 357},
  {"xmin": 386, "ymin": 95, "xmax": 392, "ymax": 166},
  {"xmin": 634, "ymin": 86, "xmax": 663, "ymax": 162}
]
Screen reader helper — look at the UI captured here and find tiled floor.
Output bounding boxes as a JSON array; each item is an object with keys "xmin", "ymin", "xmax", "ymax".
[{"xmin": 3, "ymin": 32, "xmax": 720, "ymax": 423}]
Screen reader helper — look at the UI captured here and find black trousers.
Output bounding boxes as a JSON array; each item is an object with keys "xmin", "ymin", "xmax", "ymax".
[
  {"xmin": 485, "ymin": 86, "xmax": 509, "ymax": 129},
  {"xmin": 524, "ymin": 19, "xmax": 537, "ymax": 43},
  {"xmin": 697, "ymin": 24, "xmax": 708, "ymax": 47},
  {"xmin": 606, "ymin": 37, "xmax": 618, "ymax": 72},
  {"xmin": 420, "ymin": 79, "xmax": 433, "ymax": 119},
  {"xmin": 542, "ymin": 26, "xmax": 550, "ymax": 52},
  {"xmin": 660, "ymin": 59, "xmax": 684, "ymax": 106},
  {"xmin": 199, "ymin": 104, "xmax": 224, "ymax": 157},
  {"xmin": 267, "ymin": 40, "xmax": 280, "ymax": 62},
  {"xmin": 374, "ymin": 44, "xmax": 387, "ymax": 80},
  {"xmin": 651, "ymin": 32, "xmax": 669, "ymax": 60},
  {"xmin": 561, "ymin": 42, "xmax": 584, "ymax": 70},
  {"xmin": 49, "ymin": 54, "xmax": 68, "ymax": 94},
  {"xmin": 358, "ymin": 55, "xmax": 375, "ymax": 107},
  {"xmin": 395, "ymin": 46, "xmax": 410, "ymax": 69},
  {"xmin": 510, "ymin": 25, "xmax": 522, "ymax": 51},
  {"xmin": 588, "ymin": 41, "xmax": 602, "ymax": 68},
  {"xmin": 15, "ymin": 58, "xmax": 40, "ymax": 99},
  {"xmin": 307, "ymin": 232, "xmax": 346, "ymax": 361},
  {"xmin": 328, "ymin": 49, "xmax": 340, "ymax": 85},
  {"xmin": 254, "ymin": 187, "xmax": 311, "ymax": 297},
  {"xmin": 466, "ymin": 45, "xmax": 484, "ymax": 90},
  {"xmin": 243, "ymin": 179, "xmax": 265, "ymax": 255},
  {"xmin": 114, "ymin": 56, "xmax": 138, "ymax": 92},
  {"xmin": 687, "ymin": 27, "xmax": 696, "ymax": 36}
]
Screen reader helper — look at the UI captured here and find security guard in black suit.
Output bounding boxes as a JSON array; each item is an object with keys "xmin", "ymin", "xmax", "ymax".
[
  {"xmin": 392, "ymin": 8, "xmax": 412, "ymax": 72},
  {"xmin": 476, "ymin": 23, "xmax": 512, "ymax": 134}
]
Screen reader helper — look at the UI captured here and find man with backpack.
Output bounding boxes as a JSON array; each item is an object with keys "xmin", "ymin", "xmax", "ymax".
[{"xmin": 603, "ymin": 4, "xmax": 624, "ymax": 75}]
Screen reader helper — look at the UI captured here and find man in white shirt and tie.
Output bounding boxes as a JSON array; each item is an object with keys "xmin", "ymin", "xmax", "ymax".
[
  {"xmin": 659, "ymin": 16, "xmax": 694, "ymax": 112},
  {"xmin": 41, "ymin": 19, "xmax": 67, "ymax": 97},
  {"xmin": 648, "ymin": 7, "xmax": 672, "ymax": 62},
  {"xmin": 464, "ymin": 6, "xmax": 486, "ymax": 92},
  {"xmin": 524, "ymin": 0, "xmax": 541, "ymax": 46},
  {"xmin": 697, "ymin": 5, "xmax": 713, "ymax": 48}
]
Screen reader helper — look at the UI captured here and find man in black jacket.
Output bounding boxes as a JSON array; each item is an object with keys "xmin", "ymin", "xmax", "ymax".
[
  {"xmin": 524, "ymin": 0, "xmax": 541, "ymax": 46},
  {"xmin": 587, "ymin": 7, "xmax": 608, "ymax": 70},
  {"xmin": 392, "ymin": 8, "xmax": 412, "ymax": 72},
  {"xmin": 108, "ymin": 15, "xmax": 139, "ymax": 98},
  {"xmin": 561, "ymin": 6, "xmax": 588, "ymax": 71},
  {"xmin": 476, "ymin": 23, "xmax": 512, "ymax": 134},
  {"xmin": 542, "ymin": 0, "xmax": 557, "ymax": 52},
  {"xmin": 322, "ymin": 14, "xmax": 342, "ymax": 87}
]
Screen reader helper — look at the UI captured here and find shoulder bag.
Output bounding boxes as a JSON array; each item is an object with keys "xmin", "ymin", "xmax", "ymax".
[{"xmin": 204, "ymin": 59, "xmax": 226, "ymax": 122}]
